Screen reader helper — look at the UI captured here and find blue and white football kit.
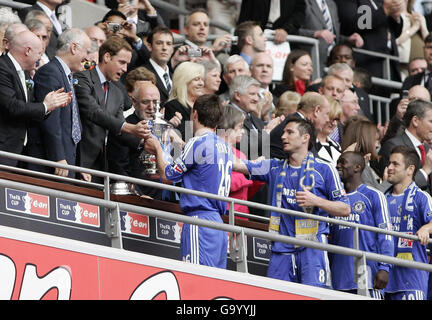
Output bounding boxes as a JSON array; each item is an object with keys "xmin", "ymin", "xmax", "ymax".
[
  {"xmin": 385, "ymin": 182, "xmax": 432, "ymax": 300},
  {"xmin": 244, "ymin": 153, "xmax": 349, "ymax": 288},
  {"xmin": 164, "ymin": 132, "xmax": 233, "ymax": 268},
  {"xmin": 329, "ymin": 184, "xmax": 394, "ymax": 298}
]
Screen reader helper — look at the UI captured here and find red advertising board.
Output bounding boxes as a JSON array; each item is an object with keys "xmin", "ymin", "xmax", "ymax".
[{"xmin": 0, "ymin": 235, "xmax": 318, "ymax": 300}]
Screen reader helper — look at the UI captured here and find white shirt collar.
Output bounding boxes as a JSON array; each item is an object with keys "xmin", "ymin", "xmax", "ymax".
[
  {"xmin": 149, "ymin": 58, "xmax": 169, "ymax": 79},
  {"xmin": 95, "ymin": 65, "xmax": 107, "ymax": 85},
  {"xmin": 55, "ymin": 56, "xmax": 71, "ymax": 78},
  {"xmin": 36, "ymin": 1, "xmax": 55, "ymax": 17},
  {"xmin": 405, "ymin": 128, "xmax": 422, "ymax": 150},
  {"xmin": 7, "ymin": 52, "xmax": 23, "ymax": 72}
]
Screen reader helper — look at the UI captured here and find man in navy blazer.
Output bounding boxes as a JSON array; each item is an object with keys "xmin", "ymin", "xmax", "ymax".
[
  {"xmin": 27, "ymin": 28, "xmax": 92, "ymax": 179},
  {"xmin": 0, "ymin": 30, "xmax": 70, "ymax": 167}
]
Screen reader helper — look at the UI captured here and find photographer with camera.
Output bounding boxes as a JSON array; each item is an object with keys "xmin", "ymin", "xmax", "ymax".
[
  {"xmin": 116, "ymin": 0, "xmax": 166, "ymax": 39},
  {"xmin": 183, "ymin": 9, "xmax": 238, "ymax": 61}
]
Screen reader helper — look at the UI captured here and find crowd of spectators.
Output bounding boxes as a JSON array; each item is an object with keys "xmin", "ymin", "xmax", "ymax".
[{"xmin": 2, "ymin": 0, "xmax": 432, "ymax": 300}]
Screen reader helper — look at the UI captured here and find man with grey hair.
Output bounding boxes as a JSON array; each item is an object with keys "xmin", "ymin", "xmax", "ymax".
[
  {"xmin": 0, "ymin": 7, "xmax": 22, "ymax": 53},
  {"xmin": 219, "ymin": 54, "xmax": 251, "ymax": 103},
  {"xmin": 26, "ymin": 28, "xmax": 92, "ymax": 180},
  {"xmin": 327, "ymin": 62, "xmax": 372, "ymax": 122},
  {"xmin": 26, "ymin": 19, "xmax": 50, "ymax": 69},
  {"xmin": 229, "ymin": 74, "xmax": 282, "ymax": 159}
]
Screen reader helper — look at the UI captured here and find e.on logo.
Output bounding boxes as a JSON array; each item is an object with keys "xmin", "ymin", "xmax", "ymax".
[{"xmin": 0, "ymin": 254, "xmax": 71, "ymax": 300}]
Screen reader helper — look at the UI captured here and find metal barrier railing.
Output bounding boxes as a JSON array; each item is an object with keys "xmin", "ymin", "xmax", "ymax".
[
  {"xmin": 370, "ymin": 94, "xmax": 392, "ymax": 124},
  {"xmin": 353, "ymin": 47, "xmax": 400, "ymax": 82},
  {"xmin": 0, "ymin": 150, "xmax": 432, "ymax": 298}
]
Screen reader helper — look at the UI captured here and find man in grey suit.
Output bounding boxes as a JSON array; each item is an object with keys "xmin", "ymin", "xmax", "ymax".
[
  {"xmin": 74, "ymin": 36, "xmax": 150, "ymax": 181},
  {"xmin": 299, "ymin": 0, "xmax": 364, "ymax": 74},
  {"xmin": 378, "ymin": 99, "xmax": 432, "ymax": 192}
]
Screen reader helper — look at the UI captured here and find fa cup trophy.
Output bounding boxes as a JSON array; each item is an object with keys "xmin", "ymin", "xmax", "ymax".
[{"xmin": 139, "ymin": 100, "xmax": 172, "ymax": 177}]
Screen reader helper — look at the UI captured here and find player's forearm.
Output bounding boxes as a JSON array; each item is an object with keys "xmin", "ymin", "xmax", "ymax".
[
  {"xmin": 155, "ymin": 145, "xmax": 169, "ymax": 182},
  {"xmin": 318, "ymin": 199, "xmax": 350, "ymax": 217},
  {"xmin": 233, "ymin": 157, "xmax": 250, "ymax": 175}
]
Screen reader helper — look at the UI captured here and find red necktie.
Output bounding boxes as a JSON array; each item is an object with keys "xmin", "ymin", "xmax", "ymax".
[
  {"xmin": 419, "ymin": 144, "xmax": 426, "ymax": 165},
  {"xmin": 103, "ymin": 81, "xmax": 108, "ymax": 104}
]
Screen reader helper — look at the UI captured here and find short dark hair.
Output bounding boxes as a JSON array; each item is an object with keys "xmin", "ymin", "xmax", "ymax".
[
  {"xmin": 424, "ymin": 32, "xmax": 432, "ymax": 45},
  {"xmin": 146, "ymin": 26, "xmax": 173, "ymax": 46},
  {"xmin": 343, "ymin": 151, "xmax": 365, "ymax": 172},
  {"xmin": 234, "ymin": 20, "xmax": 260, "ymax": 50},
  {"xmin": 99, "ymin": 35, "xmax": 132, "ymax": 63},
  {"xmin": 284, "ymin": 116, "xmax": 316, "ymax": 151},
  {"xmin": 402, "ymin": 99, "xmax": 432, "ymax": 128},
  {"xmin": 391, "ymin": 145, "xmax": 420, "ymax": 178},
  {"xmin": 102, "ymin": 10, "xmax": 127, "ymax": 22},
  {"xmin": 193, "ymin": 94, "xmax": 224, "ymax": 129},
  {"xmin": 185, "ymin": 8, "xmax": 209, "ymax": 26}
]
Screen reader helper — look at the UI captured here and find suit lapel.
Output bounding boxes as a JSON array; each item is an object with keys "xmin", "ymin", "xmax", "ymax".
[
  {"xmin": 308, "ymin": 0, "xmax": 327, "ymax": 27},
  {"xmin": 90, "ymin": 68, "xmax": 105, "ymax": 107},
  {"xmin": 4, "ymin": 55, "xmax": 27, "ymax": 100},
  {"xmin": 147, "ymin": 62, "xmax": 169, "ymax": 98}
]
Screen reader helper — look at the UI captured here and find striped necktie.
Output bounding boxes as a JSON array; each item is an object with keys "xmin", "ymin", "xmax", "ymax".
[
  {"xmin": 68, "ymin": 73, "xmax": 81, "ymax": 144},
  {"xmin": 163, "ymin": 72, "xmax": 171, "ymax": 93},
  {"xmin": 321, "ymin": 0, "xmax": 333, "ymax": 33}
]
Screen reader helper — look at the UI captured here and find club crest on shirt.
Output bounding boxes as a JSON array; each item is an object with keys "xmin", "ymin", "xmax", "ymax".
[{"xmin": 353, "ymin": 200, "xmax": 365, "ymax": 214}]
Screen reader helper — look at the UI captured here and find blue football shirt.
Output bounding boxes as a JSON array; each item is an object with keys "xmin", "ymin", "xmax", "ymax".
[
  {"xmin": 329, "ymin": 184, "xmax": 394, "ymax": 290},
  {"xmin": 165, "ymin": 132, "xmax": 233, "ymax": 215}
]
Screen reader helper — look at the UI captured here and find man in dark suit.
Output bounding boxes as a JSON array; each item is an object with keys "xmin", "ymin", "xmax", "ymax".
[
  {"xmin": 401, "ymin": 34, "xmax": 432, "ymax": 94},
  {"xmin": 334, "ymin": 0, "xmax": 403, "ymax": 84},
  {"xmin": 107, "ymin": 81, "xmax": 165, "ymax": 199},
  {"xmin": 237, "ymin": 0, "xmax": 306, "ymax": 44},
  {"xmin": 299, "ymin": 0, "xmax": 364, "ymax": 74},
  {"xmin": 0, "ymin": 30, "xmax": 71, "ymax": 166},
  {"xmin": 229, "ymin": 75, "xmax": 283, "ymax": 160},
  {"xmin": 26, "ymin": 28, "xmax": 91, "ymax": 179},
  {"xmin": 378, "ymin": 99, "xmax": 432, "ymax": 192},
  {"xmin": 143, "ymin": 26, "xmax": 173, "ymax": 105},
  {"xmin": 229, "ymin": 74, "xmax": 283, "ymax": 218},
  {"xmin": 19, "ymin": 0, "xmax": 64, "ymax": 60},
  {"xmin": 270, "ymin": 91, "xmax": 331, "ymax": 159},
  {"xmin": 74, "ymin": 36, "xmax": 150, "ymax": 181}
]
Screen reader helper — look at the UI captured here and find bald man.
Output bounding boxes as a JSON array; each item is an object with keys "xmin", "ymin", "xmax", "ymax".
[
  {"xmin": 270, "ymin": 91, "xmax": 331, "ymax": 159},
  {"xmin": 0, "ymin": 30, "xmax": 71, "ymax": 166},
  {"xmin": 250, "ymin": 52, "xmax": 275, "ymax": 121},
  {"xmin": 107, "ymin": 81, "xmax": 166, "ymax": 199}
]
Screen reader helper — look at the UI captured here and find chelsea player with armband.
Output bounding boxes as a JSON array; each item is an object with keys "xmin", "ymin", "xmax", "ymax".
[
  {"xmin": 233, "ymin": 116, "xmax": 350, "ymax": 288},
  {"xmin": 331, "ymin": 151, "xmax": 394, "ymax": 299},
  {"xmin": 384, "ymin": 146, "xmax": 432, "ymax": 300},
  {"xmin": 145, "ymin": 94, "xmax": 233, "ymax": 269}
]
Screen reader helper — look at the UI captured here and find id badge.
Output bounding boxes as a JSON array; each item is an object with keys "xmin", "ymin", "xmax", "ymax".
[{"xmin": 269, "ymin": 215, "xmax": 280, "ymax": 233}]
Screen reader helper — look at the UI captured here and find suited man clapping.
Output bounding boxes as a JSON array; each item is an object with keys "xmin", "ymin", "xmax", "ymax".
[{"xmin": 0, "ymin": 30, "xmax": 71, "ymax": 166}]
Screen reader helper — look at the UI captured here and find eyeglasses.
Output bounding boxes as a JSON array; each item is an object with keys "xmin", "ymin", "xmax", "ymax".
[{"xmin": 140, "ymin": 99, "xmax": 159, "ymax": 105}]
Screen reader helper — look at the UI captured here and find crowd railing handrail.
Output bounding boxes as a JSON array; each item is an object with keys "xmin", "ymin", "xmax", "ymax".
[{"xmin": 0, "ymin": 149, "xmax": 430, "ymax": 250}]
